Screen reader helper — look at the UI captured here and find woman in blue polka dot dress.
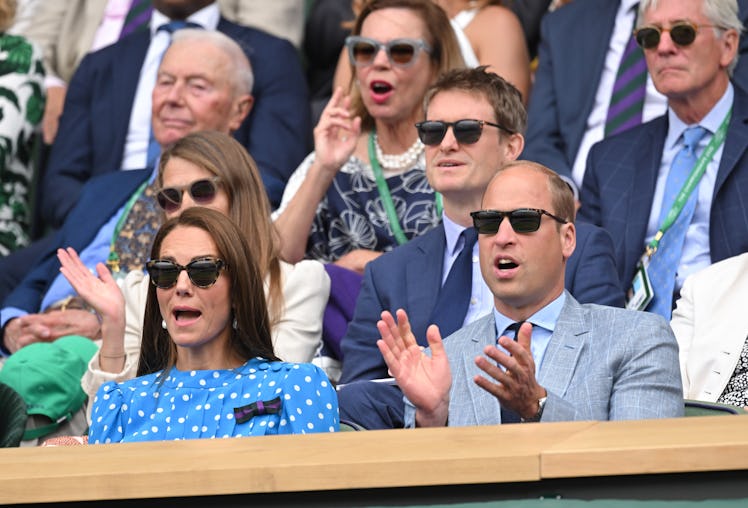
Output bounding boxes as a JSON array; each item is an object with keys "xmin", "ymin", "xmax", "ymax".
[{"xmin": 87, "ymin": 208, "xmax": 339, "ymax": 443}]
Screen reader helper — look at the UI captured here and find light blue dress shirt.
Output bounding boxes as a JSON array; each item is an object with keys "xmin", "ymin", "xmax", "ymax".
[
  {"xmin": 491, "ymin": 291, "xmax": 566, "ymax": 375},
  {"xmin": 645, "ymin": 83, "xmax": 733, "ymax": 290}
]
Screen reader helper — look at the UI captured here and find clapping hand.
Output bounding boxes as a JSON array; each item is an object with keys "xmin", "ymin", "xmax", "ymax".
[
  {"xmin": 377, "ymin": 309, "xmax": 451, "ymax": 427},
  {"xmin": 473, "ymin": 322, "xmax": 547, "ymax": 420}
]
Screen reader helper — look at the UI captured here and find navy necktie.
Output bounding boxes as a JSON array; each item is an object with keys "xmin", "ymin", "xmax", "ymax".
[
  {"xmin": 499, "ymin": 322, "xmax": 523, "ymax": 424},
  {"xmin": 430, "ymin": 227, "xmax": 479, "ymax": 337}
]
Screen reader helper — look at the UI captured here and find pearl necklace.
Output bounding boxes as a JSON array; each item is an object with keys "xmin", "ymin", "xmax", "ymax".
[{"xmin": 373, "ymin": 133, "xmax": 424, "ymax": 172}]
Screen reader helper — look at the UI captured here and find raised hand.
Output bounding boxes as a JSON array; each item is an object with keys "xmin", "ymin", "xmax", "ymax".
[
  {"xmin": 313, "ymin": 86, "xmax": 361, "ymax": 175},
  {"xmin": 57, "ymin": 247, "xmax": 124, "ymax": 323},
  {"xmin": 473, "ymin": 322, "xmax": 547, "ymax": 419},
  {"xmin": 377, "ymin": 309, "xmax": 451, "ymax": 427}
]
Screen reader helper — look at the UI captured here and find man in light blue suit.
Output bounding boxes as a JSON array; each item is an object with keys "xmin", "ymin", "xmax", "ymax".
[
  {"xmin": 378, "ymin": 161, "xmax": 683, "ymax": 427},
  {"xmin": 338, "ymin": 68, "xmax": 627, "ymax": 429},
  {"xmin": 579, "ymin": 0, "xmax": 748, "ymax": 317},
  {"xmin": 0, "ymin": 30, "xmax": 253, "ymax": 355}
]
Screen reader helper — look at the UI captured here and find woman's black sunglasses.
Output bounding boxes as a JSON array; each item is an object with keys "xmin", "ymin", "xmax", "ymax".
[
  {"xmin": 415, "ymin": 119, "xmax": 514, "ymax": 146},
  {"xmin": 156, "ymin": 177, "xmax": 221, "ymax": 213},
  {"xmin": 146, "ymin": 257, "xmax": 226, "ymax": 289},
  {"xmin": 470, "ymin": 208, "xmax": 568, "ymax": 234},
  {"xmin": 634, "ymin": 22, "xmax": 727, "ymax": 50}
]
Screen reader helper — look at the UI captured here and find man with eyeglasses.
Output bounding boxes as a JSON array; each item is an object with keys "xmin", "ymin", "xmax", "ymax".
[
  {"xmin": 377, "ymin": 160, "xmax": 683, "ymax": 427},
  {"xmin": 336, "ymin": 67, "xmax": 626, "ymax": 430},
  {"xmin": 523, "ymin": 0, "xmax": 748, "ymax": 193},
  {"xmin": 0, "ymin": 30, "xmax": 252, "ymax": 361},
  {"xmin": 579, "ymin": 0, "xmax": 748, "ymax": 320}
]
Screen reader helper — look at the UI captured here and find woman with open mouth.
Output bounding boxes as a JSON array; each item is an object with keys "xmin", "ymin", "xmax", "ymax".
[
  {"xmin": 273, "ymin": 0, "xmax": 465, "ymax": 273},
  {"xmin": 84, "ymin": 207, "xmax": 339, "ymax": 443}
]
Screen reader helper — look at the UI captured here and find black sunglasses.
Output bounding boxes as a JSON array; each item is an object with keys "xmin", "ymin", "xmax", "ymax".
[
  {"xmin": 470, "ymin": 208, "xmax": 568, "ymax": 234},
  {"xmin": 146, "ymin": 257, "xmax": 226, "ymax": 289},
  {"xmin": 415, "ymin": 119, "xmax": 514, "ymax": 146},
  {"xmin": 156, "ymin": 177, "xmax": 221, "ymax": 213},
  {"xmin": 634, "ymin": 22, "xmax": 726, "ymax": 50},
  {"xmin": 345, "ymin": 36, "xmax": 431, "ymax": 68}
]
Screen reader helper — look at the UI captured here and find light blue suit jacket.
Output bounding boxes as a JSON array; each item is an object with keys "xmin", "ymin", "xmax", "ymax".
[{"xmin": 405, "ymin": 293, "xmax": 684, "ymax": 427}]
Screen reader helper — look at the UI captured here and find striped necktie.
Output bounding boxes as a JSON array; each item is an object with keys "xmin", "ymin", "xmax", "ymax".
[
  {"xmin": 604, "ymin": 8, "xmax": 647, "ymax": 137},
  {"xmin": 120, "ymin": 0, "xmax": 153, "ymax": 39}
]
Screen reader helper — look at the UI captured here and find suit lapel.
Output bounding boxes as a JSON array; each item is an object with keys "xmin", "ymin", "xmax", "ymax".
[
  {"xmin": 571, "ymin": 1, "xmax": 621, "ymax": 135},
  {"xmin": 713, "ymin": 84, "xmax": 748, "ymax": 195},
  {"xmin": 461, "ymin": 316, "xmax": 501, "ymax": 425},
  {"xmin": 537, "ymin": 294, "xmax": 589, "ymax": 398},
  {"xmin": 407, "ymin": 226, "xmax": 445, "ymax": 346},
  {"xmin": 623, "ymin": 117, "xmax": 668, "ymax": 283},
  {"xmin": 111, "ymin": 32, "xmax": 151, "ymax": 163}
]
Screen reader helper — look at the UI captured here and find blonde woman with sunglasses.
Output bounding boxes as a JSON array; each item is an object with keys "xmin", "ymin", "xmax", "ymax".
[{"xmin": 58, "ymin": 132, "xmax": 330, "ymax": 419}]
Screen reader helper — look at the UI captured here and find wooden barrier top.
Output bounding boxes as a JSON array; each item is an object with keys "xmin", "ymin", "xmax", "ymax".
[
  {"xmin": 0, "ymin": 421, "xmax": 591, "ymax": 504},
  {"xmin": 541, "ymin": 415, "xmax": 748, "ymax": 478},
  {"xmin": 1, "ymin": 417, "xmax": 748, "ymax": 504}
]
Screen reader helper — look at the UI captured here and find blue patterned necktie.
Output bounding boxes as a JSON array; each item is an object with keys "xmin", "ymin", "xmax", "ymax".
[
  {"xmin": 646, "ymin": 126, "xmax": 708, "ymax": 318},
  {"xmin": 429, "ymin": 227, "xmax": 479, "ymax": 337},
  {"xmin": 605, "ymin": 5, "xmax": 647, "ymax": 137},
  {"xmin": 499, "ymin": 322, "xmax": 523, "ymax": 424},
  {"xmin": 146, "ymin": 20, "xmax": 203, "ymax": 168}
]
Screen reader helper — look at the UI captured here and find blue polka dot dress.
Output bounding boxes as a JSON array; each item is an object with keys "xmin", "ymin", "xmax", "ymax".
[{"xmin": 88, "ymin": 358, "xmax": 339, "ymax": 444}]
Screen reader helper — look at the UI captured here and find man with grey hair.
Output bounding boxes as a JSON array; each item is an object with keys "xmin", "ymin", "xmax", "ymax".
[
  {"xmin": 0, "ymin": 30, "xmax": 253, "ymax": 358},
  {"xmin": 580, "ymin": 0, "xmax": 748, "ymax": 320}
]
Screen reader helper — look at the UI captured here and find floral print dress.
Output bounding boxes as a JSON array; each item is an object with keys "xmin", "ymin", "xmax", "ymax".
[{"xmin": 0, "ymin": 33, "xmax": 44, "ymax": 256}]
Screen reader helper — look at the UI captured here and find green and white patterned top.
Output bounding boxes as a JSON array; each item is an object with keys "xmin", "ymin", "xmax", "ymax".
[{"xmin": 0, "ymin": 33, "xmax": 44, "ymax": 256}]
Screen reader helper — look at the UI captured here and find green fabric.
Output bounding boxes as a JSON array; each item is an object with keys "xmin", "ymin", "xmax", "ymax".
[{"xmin": 0, "ymin": 335, "xmax": 97, "ymax": 440}]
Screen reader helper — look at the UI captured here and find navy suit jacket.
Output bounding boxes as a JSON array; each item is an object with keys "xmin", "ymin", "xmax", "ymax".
[
  {"xmin": 340, "ymin": 220, "xmax": 625, "ymax": 383},
  {"xmin": 578, "ymin": 83, "xmax": 748, "ymax": 290},
  {"xmin": 522, "ymin": 0, "xmax": 748, "ymax": 182},
  {"xmin": 42, "ymin": 17, "xmax": 310, "ymax": 228},
  {"xmin": 4, "ymin": 170, "xmax": 151, "ymax": 316}
]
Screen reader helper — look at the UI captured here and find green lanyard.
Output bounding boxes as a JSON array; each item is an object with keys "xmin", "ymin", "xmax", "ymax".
[
  {"xmin": 367, "ymin": 132, "xmax": 443, "ymax": 246},
  {"xmin": 106, "ymin": 180, "xmax": 149, "ymax": 273},
  {"xmin": 646, "ymin": 109, "xmax": 731, "ymax": 257}
]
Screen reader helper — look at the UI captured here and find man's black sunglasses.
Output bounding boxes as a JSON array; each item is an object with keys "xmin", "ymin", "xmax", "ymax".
[
  {"xmin": 415, "ymin": 119, "xmax": 514, "ymax": 146},
  {"xmin": 146, "ymin": 257, "xmax": 226, "ymax": 289},
  {"xmin": 634, "ymin": 22, "xmax": 727, "ymax": 50},
  {"xmin": 470, "ymin": 208, "xmax": 568, "ymax": 234}
]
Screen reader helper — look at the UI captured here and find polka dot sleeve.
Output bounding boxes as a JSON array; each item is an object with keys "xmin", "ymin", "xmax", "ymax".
[
  {"xmin": 89, "ymin": 381, "xmax": 126, "ymax": 444},
  {"xmin": 278, "ymin": 363, "xmax": 339, "ymax": 434}
]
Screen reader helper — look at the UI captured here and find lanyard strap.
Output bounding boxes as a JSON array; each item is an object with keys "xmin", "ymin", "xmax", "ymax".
[
  {"xmin": 106, "ymin": 180, "xmax": 149, "ymax": 272},
  {"xmin": 647, "ymin": 109, "xmax": 731, "ymax": 255},
  {"xmin": 367, "ymin": 131, "xmax": 442, "ymax": 246}
]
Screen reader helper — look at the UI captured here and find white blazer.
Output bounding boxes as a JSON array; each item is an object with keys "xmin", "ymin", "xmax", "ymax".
[{"xmin": 671, "ymin": 253, "xmax": 748, "ymax": 401}]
